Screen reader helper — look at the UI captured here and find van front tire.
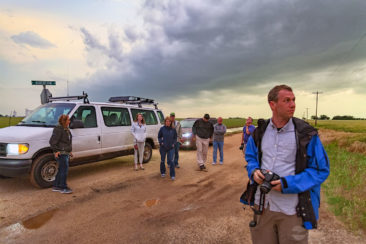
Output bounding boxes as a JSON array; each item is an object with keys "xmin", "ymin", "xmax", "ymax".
[{"xmin": 30, "ymin": 153, "xmax": 58, "ymax": 188}]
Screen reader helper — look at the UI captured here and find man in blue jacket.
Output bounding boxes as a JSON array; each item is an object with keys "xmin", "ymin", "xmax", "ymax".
[{"xmin": 244, "ymin": 85, "xmax": 329, "ymax": 244}]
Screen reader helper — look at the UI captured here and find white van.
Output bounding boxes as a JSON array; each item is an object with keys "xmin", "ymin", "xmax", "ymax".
[{"xmin": 0, "ymin": 95, "xmax": 165, "ymax": 188}]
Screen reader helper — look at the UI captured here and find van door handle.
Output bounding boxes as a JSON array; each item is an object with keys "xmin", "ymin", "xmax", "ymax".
[{"xmin": 98, "ymin": 135, "xmax": 101, "ymax": 142}]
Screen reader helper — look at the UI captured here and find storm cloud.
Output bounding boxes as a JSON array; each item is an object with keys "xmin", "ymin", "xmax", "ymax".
[
  {"xmin": 11, "ymin": 31, "xmax": 55, "ymax": 49},
  {"xmin": 76, "ymin": 0, "xmax": 366, "ymax": 104}
]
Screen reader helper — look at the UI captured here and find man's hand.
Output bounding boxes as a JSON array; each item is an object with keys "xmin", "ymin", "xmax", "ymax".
[
  {"xmin": 253, "ymin": 169, "xmax": 264, "ymax": 184},
  {"xmin": 54, "ymin": 152, "xmax": 60, "ymax": 158},
  {"xmin": 271, "ymin": 180, "xmax": 282, "ymax": 192},
  {"xmin": 193, "ymin": 135, "xmax": 196, "ymax": 141},
  {"xmin": 180, "ymin": 139, "xmax": 184, "ymax": 143},
  {"xmin": 70, "ymin": 152, "xmax": 73, "ymax": 158}
]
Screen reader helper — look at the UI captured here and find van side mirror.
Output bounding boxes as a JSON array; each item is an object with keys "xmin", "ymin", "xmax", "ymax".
[{"xmin": 70, "ymin": 119, "xmax": 84, "ymax": 129}]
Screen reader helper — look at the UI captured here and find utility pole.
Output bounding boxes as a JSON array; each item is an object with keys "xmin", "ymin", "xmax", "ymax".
[
  {"xmin": 312, "ymin": 91, "xmax": 323, "ymax": 126},
  {"xmin": 306, "ymin": 108, "xmax": 309, "ymax": 121}
]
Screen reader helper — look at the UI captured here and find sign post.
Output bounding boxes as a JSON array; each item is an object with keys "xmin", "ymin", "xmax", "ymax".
[{"xmin": 31, "ymin": 80, "xmax": 56, "ymax": 104}]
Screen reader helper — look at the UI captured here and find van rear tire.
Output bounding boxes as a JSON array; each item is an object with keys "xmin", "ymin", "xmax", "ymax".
[
  {"xmin": 142, "ymin": 143, "xmax": 152, "ymax": 163},
  {"xmin": 30, "ymin": 153, "xmax": 58, "ymax": 188}
]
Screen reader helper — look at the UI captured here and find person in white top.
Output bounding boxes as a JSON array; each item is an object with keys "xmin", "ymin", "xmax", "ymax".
[{"xmin": 131, "ymin": 113, "xmax": 147, "ymax": 171}]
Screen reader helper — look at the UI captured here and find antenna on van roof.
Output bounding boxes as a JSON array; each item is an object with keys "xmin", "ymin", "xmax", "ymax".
[
  {"xmin": 108, "ymin": 96, "xmax": 158, "ymax": 109},
  {"xmin": 48, "ymin": 91, "xmax": 90, "ymax": 104}
]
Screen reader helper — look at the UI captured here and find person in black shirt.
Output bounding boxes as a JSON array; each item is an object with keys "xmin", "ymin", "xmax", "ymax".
[
  {"xmin": 49, "ymin": 114, "xmax": 73, "ymax": 194},
  {"xmin": 192, "ymin": 114, "xmax": 214, "ymax": 171}
]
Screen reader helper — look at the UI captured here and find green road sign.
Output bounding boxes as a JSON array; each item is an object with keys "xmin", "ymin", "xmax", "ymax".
[{"xmin": 31, "ymin": 80, "xmax": 56, "ymax": 85}]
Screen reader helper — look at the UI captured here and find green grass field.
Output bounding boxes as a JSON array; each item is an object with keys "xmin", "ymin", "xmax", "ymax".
[
  {"xmin": 311, "ymin": 120, "xmax": 366, "ymax": 133},
  {"xmin": 0, "ymin": 117, "xmax": 24, "ymax": 128},
  {"xmin": 222, "ymin": 118, "xmax": 258, "ymax": 128},
  {"xmin": 323, "ymin": 143, "xmax": 366, "ymax": 231}
]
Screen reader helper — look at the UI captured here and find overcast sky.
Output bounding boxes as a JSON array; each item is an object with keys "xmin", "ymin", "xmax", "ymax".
[{"xmin": 1, "ymin": 0, "xmax": 366, "ymax": 119}]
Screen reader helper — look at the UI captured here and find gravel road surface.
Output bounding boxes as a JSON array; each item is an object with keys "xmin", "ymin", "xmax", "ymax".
[{"xmin": 0, "ymin": 133, "xmax": 363, "ymax": 243}]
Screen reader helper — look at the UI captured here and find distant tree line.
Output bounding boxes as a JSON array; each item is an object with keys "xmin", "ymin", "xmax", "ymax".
[
  {"xmin": 310, "ymin": 115, "xmax": 365, "ymax": 120},
  {"xmin": 332, "ymin": 115, "xmax": 365, "ymax": 120}
]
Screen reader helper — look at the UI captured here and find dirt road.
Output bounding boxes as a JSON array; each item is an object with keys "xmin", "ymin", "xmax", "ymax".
[{"xmin": 0, "ymin": 133, "xmax": 363, "ymax": 243}]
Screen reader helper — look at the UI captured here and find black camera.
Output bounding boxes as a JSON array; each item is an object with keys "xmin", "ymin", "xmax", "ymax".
[
  {"xmin": 259, "ymin": 169, "xmax": 280, "ymax": 194},
  {"xmin": 239, "ymin": 143, "xmax": 244, "ymax": 150}
]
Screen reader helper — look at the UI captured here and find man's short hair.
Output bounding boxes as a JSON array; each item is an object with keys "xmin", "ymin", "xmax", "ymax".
[
  {"xmin": 267, "ymin": 85, "xmax": 293, "ymax": 103},
  {"xmin": 204, "ymin": 114, "xmax": 210, "ymax": 120}
]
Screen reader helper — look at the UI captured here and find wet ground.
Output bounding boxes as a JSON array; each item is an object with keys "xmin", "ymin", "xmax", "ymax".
[{"xmin": 0, "ymin": 133, "xmax": 364, "ymax": 243}]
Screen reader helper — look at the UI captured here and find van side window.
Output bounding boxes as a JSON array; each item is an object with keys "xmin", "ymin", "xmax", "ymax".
[
  {"xmin": 157, "ymin": 111, "xmax": 164, "ymax": 124},
  {"xmin": 101, "ymin": 107, "xmax": 131, "ymax": 127},
  {"xmin": 72, "ymin": 106, "xmax": 97, "ymax": 128},
  {"xmin": 131, "ymin": 109, "xmax": 158, "ymax": 125}
]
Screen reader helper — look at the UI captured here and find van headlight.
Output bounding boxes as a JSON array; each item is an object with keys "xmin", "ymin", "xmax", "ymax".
[{"xmin": 7, "ymin": 144, "xmax": 29, "ymax": 155}]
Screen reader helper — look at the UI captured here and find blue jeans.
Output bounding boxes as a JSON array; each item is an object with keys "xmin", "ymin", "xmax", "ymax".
[
  {"xmin": 173, "ymin": 141, "xmax": 180, "ymax": 166},
  {"xmin": 54, "ymin": 154, "xmax": 69, "ymax": 189},
  {"xmin": 160, "ymin": 147, "xmax": 175, "ymax": 177},
  {"xmin": 213, "ymin": 141, "xmax": 224, "ymax": 163}
]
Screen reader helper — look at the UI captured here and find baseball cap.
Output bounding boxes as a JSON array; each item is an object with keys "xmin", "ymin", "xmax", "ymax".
[
  {"xmin": 170, "ymin": 112, "xmax": 175, "ymax": 116},
  {"xmin": 204, "ymin": 114, "xmax": 210, "ymax": 119}
]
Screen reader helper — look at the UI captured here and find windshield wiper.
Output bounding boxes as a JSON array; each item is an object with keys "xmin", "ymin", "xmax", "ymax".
[
  {"xmin": 17, "ymin": 123, "xmax": 54, "ymax": 127},
  {"xmin": 31, "ymin": 120, "xmax": 46, "ymax": 123}
]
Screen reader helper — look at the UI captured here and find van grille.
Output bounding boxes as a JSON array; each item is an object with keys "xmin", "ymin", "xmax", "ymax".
[{"xmin": 0, "ymin": 143, "xmax": 7, "ymax": 156}]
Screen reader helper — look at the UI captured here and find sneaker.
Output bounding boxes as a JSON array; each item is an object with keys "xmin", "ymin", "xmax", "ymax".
[
  {"xmin": 171, "ymin": 177, "xmax": 175, "ymax": 181},
  {"xmin": 52, "ymin": 186, "xmax": 62, "ymax": 192},
  {"xmin": 60, "ymin": 188, "xmax": 73, "ymax": 194},
  {"xmin": 176, "ymin": 164, "xmax": 180, "ymax": 168},
  {"xmin": 161, "ymin": 174, "xmax": 166, "ymax": 178},
  {"xmin": 199, "ymin": 165, "xmax": 208, "ymax": 172},
  {"xmin": 219, "ymin": 161, "xmax": 223, "ymax": 165},
  {"xmin": 212, "ymin": 162, "xmax": 217, "ymax": 165}
]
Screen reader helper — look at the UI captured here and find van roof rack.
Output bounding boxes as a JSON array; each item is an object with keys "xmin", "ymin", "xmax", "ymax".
[
  {"xmin": 108, "ymin": 96, "xmax": 158, "ymax": 109},
  {"xmin": 49, "ymin": 92, "xmax": 89, "ymax": 104}
]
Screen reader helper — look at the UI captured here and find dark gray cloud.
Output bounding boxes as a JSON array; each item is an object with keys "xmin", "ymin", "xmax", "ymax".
[
  {"xmin": 11, "ymin": 31, "xmax": 55, "ymax": 49},
  {"xmin": 75, "ymin": 0, "xmax": 366, "ymax": 103}
]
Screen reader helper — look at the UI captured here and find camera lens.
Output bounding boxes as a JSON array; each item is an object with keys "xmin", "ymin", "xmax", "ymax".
[{"xmin": 260, "ymin": 182, "xmax": 271, "ymax": 194}]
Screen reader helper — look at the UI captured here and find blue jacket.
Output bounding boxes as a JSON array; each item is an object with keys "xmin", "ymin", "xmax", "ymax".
[
  {"xmin": 244, "ymin": 118, "xmax": 330, "ymax": 229},
  {"xmin": 242, "ymin": 124, "xmax": 255, "ymax": 144},
  {"xmin": 158, "ymin": 126, "xmax": 177, "ymax": 150}
]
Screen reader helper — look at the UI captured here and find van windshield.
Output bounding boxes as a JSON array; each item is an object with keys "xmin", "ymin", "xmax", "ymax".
[{"xmin": 18, "ymin": 103, "xmax": 76, "ymax": 127}]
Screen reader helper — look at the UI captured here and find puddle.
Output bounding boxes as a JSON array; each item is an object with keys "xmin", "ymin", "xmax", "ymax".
[
  {"xmin": 22, "ymin": 209, "xmax": 58, "ymax": 230},
  {"xmin": 0, "ymin": 209, "xmax": 58, "ymax": 240},
  {"xmin": 180, "ymin": 204, "xmax": 199, "ymax": 212},
  {"xmin": 144, "ymin": 199, "xmax": 160, "ymax": 207},
  {"xmin": 226, "ymin": 127, "xmax": 243, "ymax": 133}
]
